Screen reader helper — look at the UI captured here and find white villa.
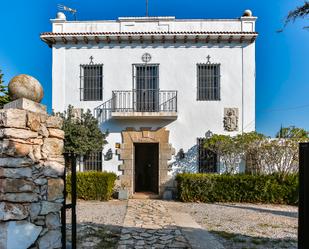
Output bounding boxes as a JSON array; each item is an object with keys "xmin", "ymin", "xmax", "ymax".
[{"xmin": 41, "ymin": 10, "xmax": 257, "ymax": 196}]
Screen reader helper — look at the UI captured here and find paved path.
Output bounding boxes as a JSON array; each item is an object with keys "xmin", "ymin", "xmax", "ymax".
[
  {"xmin": 117, "ymin": 199, "xmax": 224, "ymax": 249},
  {"xmin": 117, "ymin": 199, "xmax": 191, "ymax": 249}
]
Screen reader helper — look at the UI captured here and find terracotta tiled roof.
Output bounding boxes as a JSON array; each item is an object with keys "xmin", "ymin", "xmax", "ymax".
[
  {"xmin": 41, "ymin": 31, "xmax": 258, "ymax": 36},
  {"xmin": 40, "ymin": 31, "xmax": 258, "ymax": 47}
]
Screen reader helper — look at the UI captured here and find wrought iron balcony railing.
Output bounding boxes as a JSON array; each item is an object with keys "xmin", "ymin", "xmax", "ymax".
[{"xmin": 94, "ymin": 90, "xmax": 177, "ymax": 123}]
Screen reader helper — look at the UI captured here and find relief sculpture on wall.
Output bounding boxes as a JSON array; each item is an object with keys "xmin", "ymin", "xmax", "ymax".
[{"xmin": 223, "ymin": 108, "xmax": 239, "ymax": 131}]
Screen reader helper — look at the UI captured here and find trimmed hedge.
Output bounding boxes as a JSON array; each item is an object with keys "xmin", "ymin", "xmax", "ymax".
[
  {"xmin": 176, "ymin": 173, "xmax": 298, "ymax": 204},
  {"xmin": 66, "ymin": 171, "xmax": 117, "ymax": 201}
]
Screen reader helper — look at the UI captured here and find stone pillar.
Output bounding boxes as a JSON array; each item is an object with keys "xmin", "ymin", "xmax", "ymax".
[{"xmin": 0, "ymin": 104, "xmax": 64, "ymax": 248}]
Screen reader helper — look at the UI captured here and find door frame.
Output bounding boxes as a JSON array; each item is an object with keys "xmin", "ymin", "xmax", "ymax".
[{"xmin": 133, "ymin": 142, "xmax": 159, "ymax": 194}]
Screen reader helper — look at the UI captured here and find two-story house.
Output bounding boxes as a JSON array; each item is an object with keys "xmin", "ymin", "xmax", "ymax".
[{"xmin": 41, "ymin": 10, "xmax": 257, "ymax": 196}]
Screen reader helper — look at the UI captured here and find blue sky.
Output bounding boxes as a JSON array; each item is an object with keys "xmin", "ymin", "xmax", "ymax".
[{"xmin": 0, "ymin": 0, "xmax": 308, "ymax": 136}]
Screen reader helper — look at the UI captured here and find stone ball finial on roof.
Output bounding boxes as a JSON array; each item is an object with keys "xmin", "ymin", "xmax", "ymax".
[
  {"xmin": 56, "ymin": 12, "xmax": 66, "ymax": 20},
  {"xmin": 8, "ymin": 74, "xmax": 44, "ymax": 103},
  {"xmin": 243, "ymin": 9, "xmax": 253, "ymax": 17}
]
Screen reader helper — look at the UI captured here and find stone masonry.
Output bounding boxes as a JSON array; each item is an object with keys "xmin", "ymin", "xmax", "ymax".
[
  {"xmin": 117, "ymin": 127, "xmax": 175, "ymax": 197},
  {"xmin": 0, "ymin": 107, "xmax": 64, "ymax": 249},
  {"xmin": 118, "ymin": 199, "xmax": 191, "ymax": 249}
]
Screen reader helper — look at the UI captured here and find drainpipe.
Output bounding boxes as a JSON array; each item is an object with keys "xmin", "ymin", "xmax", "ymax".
[{"xmin": 241, "ymin": 46, "xmax": 244, "ymax": 134}]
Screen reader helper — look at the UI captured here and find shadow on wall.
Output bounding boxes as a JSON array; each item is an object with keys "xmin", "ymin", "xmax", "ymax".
[
  {"xmin": 168, "ymin": 145, "xmax": 246, "ymax": 175},
  {"xmin": 169, "ymin": 145, "xmax": 198, "ymax": 176},
  {"xmin": 100, "ymin": 119, "xmax": 174, "ymax": 133}
]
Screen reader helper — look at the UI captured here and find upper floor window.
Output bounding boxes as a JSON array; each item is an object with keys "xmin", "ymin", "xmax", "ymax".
[
  {"xmin": 197, "ymin": 63, "xmax": 220, "ymax": 101},
  {"xmin": 197, "ymin": 138, "xmax": 218, "ymax": 173},
  {"xmin": 133, "ymin": 64, "xmax": 159, "ymax": 112},
  {"xmin": 80, "ymin": 64, "xmax": 103, "ymax": 101}
]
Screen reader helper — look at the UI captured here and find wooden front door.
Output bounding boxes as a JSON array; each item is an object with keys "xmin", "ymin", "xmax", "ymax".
[{"xmin": 134, "ymin": 143, "xmax": 159, "ymax": 193}]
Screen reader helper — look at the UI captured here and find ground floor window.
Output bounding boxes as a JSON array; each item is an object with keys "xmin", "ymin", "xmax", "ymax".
[
  {"xmin": 197, "ymin": 138, "xmax": 218, "ymax": 173},
  {"xmin": 83, "ymin": 152, "xmax": 102, "ymax": 171}
]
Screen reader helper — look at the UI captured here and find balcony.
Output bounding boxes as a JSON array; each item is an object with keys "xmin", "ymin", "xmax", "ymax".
[{"xmin": 94, "ymin": 90, "xmax": 177, "ymax": 123}]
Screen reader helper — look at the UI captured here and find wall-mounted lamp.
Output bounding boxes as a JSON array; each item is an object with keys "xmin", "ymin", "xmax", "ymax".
[
  {"xmin": 205, "ymin": 130, "xmax": 213, "ymax": 139},
  {"xmin": 177, "ymin": 148, "xmax": 185, "ymax": 160},
  {"xmin": 115, "ymin": 143, "xmax": 121, "ymax": 149}
]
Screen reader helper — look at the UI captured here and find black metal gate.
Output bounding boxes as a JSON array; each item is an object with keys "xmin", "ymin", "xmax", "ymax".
[
  {"xmin": 299, "ymin": 143, "xmax": 309, "ymax": 249},
  {"xmin": 61, "ymin": 154, "xmax": 77, "ymax": 249}
]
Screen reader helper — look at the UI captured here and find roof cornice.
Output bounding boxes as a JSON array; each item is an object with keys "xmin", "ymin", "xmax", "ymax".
[{"xmin": 40, "ymin": 31, "xmax": 258, "ymax": 47}]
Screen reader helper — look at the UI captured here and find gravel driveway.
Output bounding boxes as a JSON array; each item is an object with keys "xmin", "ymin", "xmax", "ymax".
[
  {"xmin": 166, "ymin": 202, "xmax": 298, "ymax": 249},
  {"xmin": 66, "ymin": 200, "xmax": 127, "ymax": 249},
  {"xmin": 65, "ymin": 200, "xmax": 297, "ymax": 249}
]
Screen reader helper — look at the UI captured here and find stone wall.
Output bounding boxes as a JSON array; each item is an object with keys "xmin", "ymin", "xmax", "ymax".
[{"xmin": 0, "ymin": 108, "xmax": 64, "ymax": 249}]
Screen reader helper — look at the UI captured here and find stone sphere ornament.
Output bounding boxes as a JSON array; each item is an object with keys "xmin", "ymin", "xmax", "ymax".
[
  {"xmin": 8, "ymin": 74, "xmax": 44, "ymax": 103},
  {"xmin": 243, "ymin": 9, "xmax": 253, "ymax": 17}
]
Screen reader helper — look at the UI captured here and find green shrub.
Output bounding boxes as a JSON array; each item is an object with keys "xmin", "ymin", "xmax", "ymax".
[
  {"xmin": 176, "ymin": 173, "xmax": 298, "ymax": 204},
  {"xmin": 66, "ymin": 171, "xmax": 117, "ymax": 201}
]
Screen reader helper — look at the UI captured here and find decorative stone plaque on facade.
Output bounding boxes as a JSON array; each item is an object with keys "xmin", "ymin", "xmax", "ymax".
[
  {"xmin": 142, "ymin": 53, "xmax": 152, "ymax": 63},
  {"xmin": 223, "ymin": 108, "xmax": 239, "ymax": 131}
]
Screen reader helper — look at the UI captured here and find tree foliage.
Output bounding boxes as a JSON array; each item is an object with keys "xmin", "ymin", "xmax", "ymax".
[
  {"xmin": 204, "ymin": 130, "xmax": 307, "ymax": 177},
  {"xmin": 0, "ymin": 69, "xmax": 11, "ymax": 108},
  {"xmin": 276, "ymin": 125, "xmax": 308, "ymax": 139},
  {"xmin": 204, "ymin": 132, "xmax": 265, "ymax": 174},
  {"xmin": 58, "ymin": 105, "xmax": 108, "ymax": 155},
  {"xmin": 285, "ymin": 1, "xmax": 309, "ymax": 29},
  {"xmin": 259, "ymin": 139, "xmax": 299, "ymax": 177},
  {"xmin": 204, "ymin": 134, "xmax": 242, "ymax": 174}
]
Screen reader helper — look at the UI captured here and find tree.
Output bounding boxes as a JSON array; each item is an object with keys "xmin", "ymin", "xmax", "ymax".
[
  {"xmin": 285, "ymin": 1, "xmax": 309, "ymax": 29},
  {"xmin": 0, "ymin": 69, "xmax": 11, "ymax": 108},
  {"xmin": 58, "ymin": 105, "xmax": 108, "ymax": 156},
  {"xmin": 204, "ymin": 131, "xmax": 306, "ymax": 177},
  {"xmin": 259, "ymin": 138, "xmax": 300, "ymax": 178},
  {"xmin": 276, "ymin": 125, "xmax": 308, "ymax": 139},
  {"xmin": 235, "ymin": 132, "xmax": 266, "ymax": 174},
  {"xmin": 204, "ymin": 134, "xmax": 242, "ymax": 174}
]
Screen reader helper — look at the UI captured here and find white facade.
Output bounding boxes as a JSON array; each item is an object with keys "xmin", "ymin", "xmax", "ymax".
[{"xmin": 41, "ymin": 11, "xmax": 257, "ymax": 194}]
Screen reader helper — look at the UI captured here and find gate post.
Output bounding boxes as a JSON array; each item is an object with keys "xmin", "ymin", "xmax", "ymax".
[
  {"xmin": 71, "ymin": 154, "xmax": 77, "ymax": 249},
  {"xmin": 61, "ymin": 153, "xmax": 77, "ymax": 249},
  {"xmin": 0, "ymin": 75, "xmax": 65, "ymax": 249},
  {"xmin": 299, "ymin": 143, "xmax": 309, "ymax": 249},
  {"xmin": 61, "ymin": 162, "xmax": 66, "ymax": 249}
]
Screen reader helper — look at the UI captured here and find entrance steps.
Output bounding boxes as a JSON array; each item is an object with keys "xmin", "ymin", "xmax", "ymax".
[{"xmin": 132, "ymin": 192, "xmax": 160, "ymax": 199}]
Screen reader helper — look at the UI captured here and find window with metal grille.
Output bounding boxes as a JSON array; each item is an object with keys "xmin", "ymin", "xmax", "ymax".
[
  {"xmin": 133, "ymin": 64, "xmax": 159, "ymax": 111},
  {"xmin": 80, "ymin": 64, "xmax": 103, "ymax": 101},
  {"xmin": 197, "ymin": 138, "xmax": 218, "ymax": 173},
  {"xmin": 197, "ymin": 64, "xmax": 220, "ymax": 101},
  {"xmin": 83, "ymin": 152, "xmax": 102, "ymax": 171}
]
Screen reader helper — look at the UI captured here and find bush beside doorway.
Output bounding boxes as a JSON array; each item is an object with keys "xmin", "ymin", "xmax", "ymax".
[{"xmin": 66, "ymin": 172, "xmax": 117, "ymax": 201}]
